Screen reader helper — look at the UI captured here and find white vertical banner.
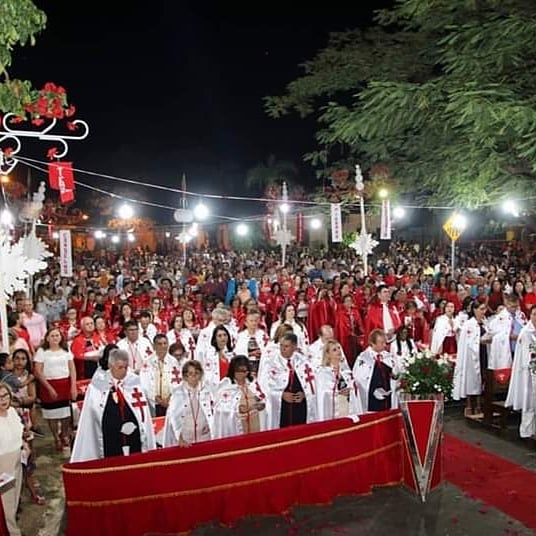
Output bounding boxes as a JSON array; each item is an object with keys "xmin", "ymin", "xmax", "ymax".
[
  {"xmin": 331, "ymin": 203, "xmax": 343, "ymax": 243},
  {"xmin": 380, "ymin": 199, "xmax": 392, "ymax": 240},
  {"xmin": 59, "ymin": 230, "xmax": 73, "ymax": 277}
]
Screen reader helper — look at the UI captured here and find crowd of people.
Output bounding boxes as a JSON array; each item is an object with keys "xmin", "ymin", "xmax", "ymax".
[{"xmin": 0, "ymin": 239, "xmax": 535, "ymax": 535}]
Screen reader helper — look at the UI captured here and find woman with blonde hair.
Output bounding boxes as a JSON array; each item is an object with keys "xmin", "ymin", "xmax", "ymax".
[{"xmin": 316, "ymin": 340, "xmax": 362, "ymax": 421}]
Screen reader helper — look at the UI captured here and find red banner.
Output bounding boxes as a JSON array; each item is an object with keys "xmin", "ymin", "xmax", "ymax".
[
  {"xmin": 62, "ymin": 411, "xmax": 403, "ymax": 535},
  {"xmin": 48, "ymin": 161, "xmax": 75, "ymax": 203},
  {"xmin": 296, "ymin": 212, "xmax": 303, "ymax": 244}
]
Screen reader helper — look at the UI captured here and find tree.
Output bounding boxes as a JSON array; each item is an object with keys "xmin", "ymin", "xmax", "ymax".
[
  {"xmin": 266, "ymin": 0, "xmax": 536, "ymax": 208},
  {"xmin": 0, "ymin": 1, "xmax": 74, "ymax": 120},
  {"xmin": 245, "ymin": 154, "xmax": 300, "ymax": 191}
]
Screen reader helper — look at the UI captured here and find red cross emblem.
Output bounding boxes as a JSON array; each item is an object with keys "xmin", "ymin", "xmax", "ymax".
[
  {"xmin": 304, "ymin": 363, "xmax": 315, "ymax": 395},
  {"xmin": 131, "ymin": 387, "xmax": 147, "ymax": 422},
  {"xmin": 171, "ymin": 367, "xmax": 181, "ymax": 384},
  {"xmin": 188, "ymin": 337, "xmax": 196, "ymax": 355}
]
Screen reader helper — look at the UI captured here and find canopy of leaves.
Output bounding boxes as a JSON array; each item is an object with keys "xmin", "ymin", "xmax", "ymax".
[
  {"xmin": 0, "ymin": 0, "xmax": 47, "ymax": 115},
  {"xmin": 266, "ymin": 0, "xmax": 536, "ymax": 208}
]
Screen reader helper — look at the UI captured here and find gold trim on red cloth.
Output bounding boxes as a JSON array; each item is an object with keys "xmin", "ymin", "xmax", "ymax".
[
  {"xmin": 63, "ymin": 413, "xmax": 400, "ymax": 475},
  {"xmin": 66, "ymin": 440, "xmax": 401, "ymax": 507}
]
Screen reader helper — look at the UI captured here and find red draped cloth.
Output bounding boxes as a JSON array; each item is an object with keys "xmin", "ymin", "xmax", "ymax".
[{"xmin": 63, "ymin": 411, "xmax": 403, "ymax": 536}]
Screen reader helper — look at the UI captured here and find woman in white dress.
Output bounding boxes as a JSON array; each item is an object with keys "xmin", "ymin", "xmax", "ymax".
[
  {"xmin": 163, "ymin": 360, "xmax": 214, "ymax": 447},
  {"xmin": 166, "ymin": 314, "xmax": 196, "ymax": 359},
  {"xmin": 453, "ymin": 301, "xmax": 491, "ymax": 415},
  {"xmin": 316, "ymin": 340, "xmax": 363, "ymax": 421},
  {"xmin": 213, "ymin": 355, "xmax": 269, "ymax": 438},
  {"xmin": 33, "ymin": 328, "xmax": 77, "ymax": 451},
  {"xmin": 199, "ymin": 325, "xmax": 235, "ymax": 387}
]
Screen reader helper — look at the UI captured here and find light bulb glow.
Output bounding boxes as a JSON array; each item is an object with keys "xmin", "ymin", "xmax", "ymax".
[
  {"xmin": 118, "ymin": 203, "xmax": 134, "ymax": 219},
  {"xmin": 236, "ymin": 223, "xmax": 249, "ymax": 236},
  {"xmin": 94, "ymin": 230, "xmax": 105, "ymax": 239},
  {"xmin": 378, "ymin": 188, "xmax": 389, "ymax": 199},
  {"xmin": 111, "ymin": 235, "xmax": 120, "ymax": 244},
  {"xmin": 279, "ymin": 203, "xmax": 290, "ymax": 214},
  {"xmin": 193, "ymin": 203, "xmax": 209, "ymax": 220},
  {"xmin": 127, "ymin": 233, "xmax": 135, "ymax": 243},
  {"xmin": 452, "ymin": 213, "xmax": 467, "ymax": 230},
  {"xmin": 310, "ymin": 218, "xmax": 322, "ymax": 230},
  {"xmin": 393, "ymin": 207, "xmax": 406, "ymax": 219},
  {"xmin": 502, "ymin": 200, "xmax": 519, "ymax": 217}
]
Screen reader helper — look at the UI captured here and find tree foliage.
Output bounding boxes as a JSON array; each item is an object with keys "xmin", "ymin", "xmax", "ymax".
[
  {"xmin": 266, "ymin": 0, "xmax": 536, "ymax": 208},
  {"xmin": 0, "ymin": 0, "xmax": 48, "ymax": 116}
]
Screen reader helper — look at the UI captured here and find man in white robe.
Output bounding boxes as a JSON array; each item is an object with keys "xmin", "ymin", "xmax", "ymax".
[
  {"xmin": 71, "ymin": 349, "xmax": 156, "ymax": 462},
  {"xmin": 139, "ymin": 334, "xmax": 181, "ymax": 416},
  {"xmin": 353, "ymin": 329, "xmax": 398, "ymax": 412},
  {"xmin": 234, "ymin": 310, "xmax": 269, "ymax": 375},
  {"xmin": 308, "ymin": 325, "xmax": 350, "ymax": 371},
  {"xmin": 488, "ymin": 298, "xmax": 526, "ymax": 370},
  {"xmin": 505, "ymin": 305, "xmax": 536, "ymax": 438},
  {"xmin": 258, "ymin": 332, "xmax": 317, "ymax": 428},
  {"xmin": 117, "ymin": 320, "xmax": 155, "ymax": 372}
]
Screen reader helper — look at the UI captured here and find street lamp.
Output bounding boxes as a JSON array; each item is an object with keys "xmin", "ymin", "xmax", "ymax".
[
  {"xmin": 193, "ymin": 202, "xmax": 209, "ymax": 221},
  {"xmin": 118, "ymin": 203, "xmax": 134, "ymax": 220},
  {"xmin": 502, "ymin": 200, "xmax": 519, "ymax": 217}
]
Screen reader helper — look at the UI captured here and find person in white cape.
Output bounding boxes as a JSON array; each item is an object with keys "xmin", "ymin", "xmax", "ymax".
[
  {"xmin": 213, "ymin": 355, "xmax": 270, "ymax": 438},
  {"xmin": 453, "ymin": 302, "xmax": 491, "ymax": 415},
  {"xmin": 352, "ymin": 329, "xmax": 399, "ymax": 413},
  {"xmin": 258, "ymin": 332, "xmax": 317, "ymax": 428},
  {"xmin": 487, "ymin": 297, "xmax": 526, "ymax": 370},
  {"xmin": 308, "ymin": 325, "xmax": 350, "ymax": 371},
  {"xmin": 505, "ymin": 305, "xmax": 536, "ymax": 438},
  {"xmin": 163, "ymin": 360, "xmax": 215, "ymax": 447},
  {"xmin": 316, "ymin": 340, "xmax": 362, "ymax": 421},
  {"xmin": 430, "ymin": 302, "xmax": 457, "ymax": 358},
  {"xmin": 234, "ymin": 310, "xmax": 270, "ymax": 376},
  {"xmin": 71, "ymin": 349, "xmax": 156, "ymax": 462},
  {"xmin": 139, "ymin": 334, "xmax": 181, "ymax": 417}
]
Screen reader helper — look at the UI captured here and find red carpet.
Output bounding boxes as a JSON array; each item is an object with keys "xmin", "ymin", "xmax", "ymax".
[{"xmin": 444, "ymin": 434, "xmax": 536, "ymax": 529}]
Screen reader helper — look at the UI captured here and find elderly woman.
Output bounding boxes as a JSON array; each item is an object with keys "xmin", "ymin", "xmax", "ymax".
[
  {"xmin": 213, "ymin": 355, "xmax": 269, "ymax": 438},
  {"xmin": 316, "ymin": 340, "xmax": 363, "ymax": 421},
  {"xmin": 0, "ymin": 383, "xmax": 25, "ymax": 535},
  {"xmin": 163, "ymin": 360, "xmax": 214, "ymax": 447}
]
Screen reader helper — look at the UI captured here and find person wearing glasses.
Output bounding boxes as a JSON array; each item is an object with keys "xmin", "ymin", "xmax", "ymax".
[
  {"xmin": 213, "ymin": 355, "xmax": 269, "ymax": 438},
  {"xmin": 163, "ymin": 360, "xmax": 214, "ymax": 447}
]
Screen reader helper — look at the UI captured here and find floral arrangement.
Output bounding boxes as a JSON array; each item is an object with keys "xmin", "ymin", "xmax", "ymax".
[
  {"xmin": 529, "ymin": 343, "xmax": 536, "ymax": 375},
  {"xmin": 398, "ymin": 350, "xmax": 454, "ymax": 399}
]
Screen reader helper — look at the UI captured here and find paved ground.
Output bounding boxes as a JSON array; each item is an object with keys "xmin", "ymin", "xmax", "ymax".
[{"xmin": 20, "ymin": 406, "xmax": 536, "ymax": 535}]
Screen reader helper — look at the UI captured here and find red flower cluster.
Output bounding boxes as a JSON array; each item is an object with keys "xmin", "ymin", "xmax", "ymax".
[{"xmin": 10, "ymin": 82, "xmax": 76, "ymax": 126}]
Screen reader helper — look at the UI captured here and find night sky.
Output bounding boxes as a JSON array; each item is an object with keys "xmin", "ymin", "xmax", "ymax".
[{"xmin": 11, "ymin": 1, "xmax": 392, "ymax": 223}]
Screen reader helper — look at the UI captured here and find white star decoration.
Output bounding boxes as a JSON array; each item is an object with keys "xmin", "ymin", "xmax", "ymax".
[
  {"xmin": 19, "ymin": 230, "xmax": 53, "ymax": 266},
  {"xmin": 349, "ymin": 231, "xmax": 379, "ymax": 257},
  {"xmin": 0, "ymin": 234, "xmax": 48, "ymax": 299}
]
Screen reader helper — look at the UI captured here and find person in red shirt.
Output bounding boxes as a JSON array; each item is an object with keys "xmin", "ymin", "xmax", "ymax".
[
  {"xmin": 58, "ymin": 307, "xmax": 80, "ymax": 344},
  {"xmin": 335, "ymin": 294, "xmax": 364, "ymax": 367},
  {"xmin": 7, "ymin": 311, "xmax": 32, "ymax": 354},
  {"xmin": 364, "ymin": 285, "xmax": 401, "ymax": 344},
  {"xmin": 70, "ymin": 317, "xmax": 103, "ymax": 380}
]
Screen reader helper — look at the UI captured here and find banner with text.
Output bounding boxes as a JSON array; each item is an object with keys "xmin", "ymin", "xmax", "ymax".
[
  {"xmin": 331, "ymin": 203, "xmax": 343, "ymax": 243},
  {"xmin": 59, "ymin": 230, "xmax": 73, "ymax": 277}
]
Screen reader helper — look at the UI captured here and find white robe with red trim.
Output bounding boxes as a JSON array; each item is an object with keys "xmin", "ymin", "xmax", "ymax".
[{"xmin": 70, "ymin": 370, "xmax": 156, "ymax": 463}]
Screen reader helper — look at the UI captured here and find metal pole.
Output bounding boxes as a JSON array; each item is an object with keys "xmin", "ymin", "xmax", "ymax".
[
  {"xmin": 451, "ymin": 238, "xmax": 455, "ymax": 275},
  {"xmin": 281, "ymin": 182, "xmax": 288, "ymax": 267}
]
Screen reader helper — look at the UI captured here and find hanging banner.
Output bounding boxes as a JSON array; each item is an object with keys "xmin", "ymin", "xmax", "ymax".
[
  {"xmin": 48, "ymin": 162, "xmax": 75, "ymax": 203},
  {"xmin": 380, "ymin": 199, "xmax": 392, "ymax": 240},
  {"xmin": 296, "ymin": 212, "xmax": 304, "ymax": 244},
  {"xmin": 263, "ymin": 214, "xmax": 273, "ymax": 241},
  {"xmin": 331, "ymin": 203, "xmax": 343, "ymax": 243},
  {"xmin": 59, "ymin": 230, "xmax": 73, "ymax": 277}
]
